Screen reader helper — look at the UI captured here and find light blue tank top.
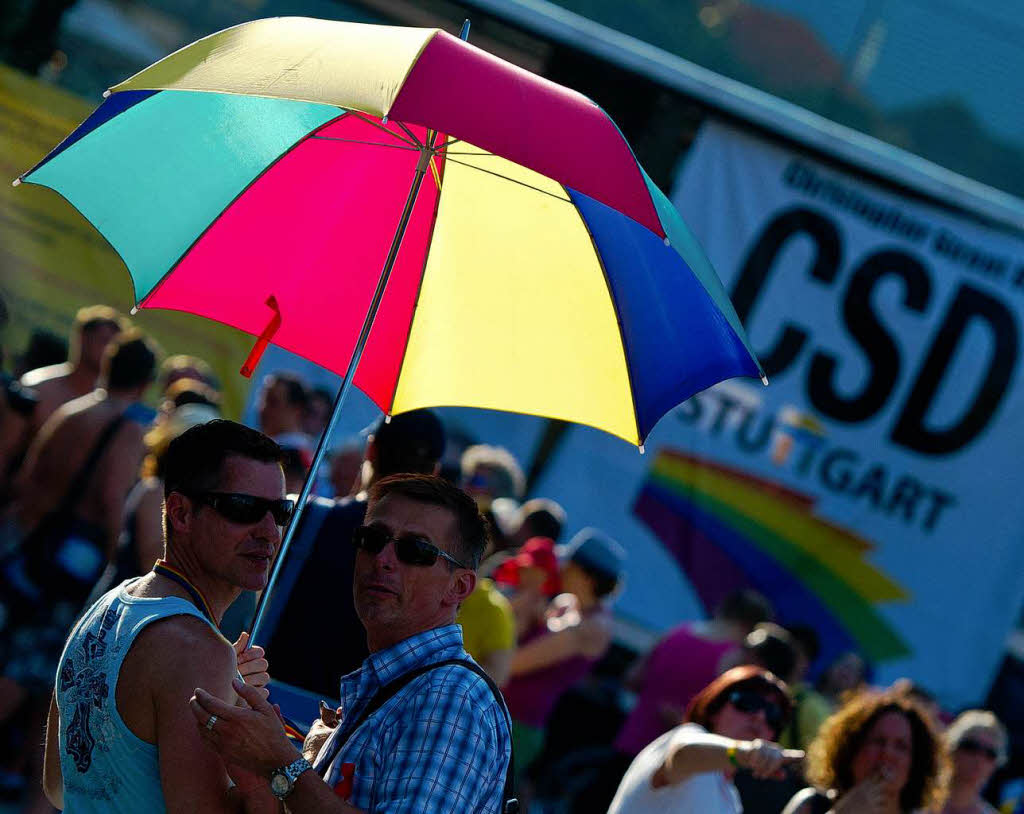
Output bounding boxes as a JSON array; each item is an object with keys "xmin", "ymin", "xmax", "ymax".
[{"xmin": 55, "ymin": 580, "xmax": 215, "ymax": 813}]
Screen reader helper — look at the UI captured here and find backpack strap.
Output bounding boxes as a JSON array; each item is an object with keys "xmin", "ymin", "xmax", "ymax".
[
  {"xmin": 51, "ymin": 412, "xmax": 128, "ymax": 517},
  {"xmin": 319, "ymin": 657, "xmax": 518, "ymax": 813}
]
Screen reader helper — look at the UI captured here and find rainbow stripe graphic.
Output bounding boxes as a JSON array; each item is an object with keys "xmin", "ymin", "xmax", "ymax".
[{"xmin": 633, "ymin": 449, "xmax": 911, "ymax": 665}]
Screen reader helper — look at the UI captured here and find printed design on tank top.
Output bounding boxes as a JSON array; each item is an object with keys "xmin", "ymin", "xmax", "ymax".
[{"xmin": 60, "ymin": 601, "xmax": 121, "ymax": 774}]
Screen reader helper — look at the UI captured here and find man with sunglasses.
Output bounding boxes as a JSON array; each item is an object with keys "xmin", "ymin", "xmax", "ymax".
[
  {"xmin": 190, "ymin": 473, "xmax": 514, "ymax": 814},
  {"xmin": 43, "ymin": 419, "xmax": 290, "ymax": 813}
]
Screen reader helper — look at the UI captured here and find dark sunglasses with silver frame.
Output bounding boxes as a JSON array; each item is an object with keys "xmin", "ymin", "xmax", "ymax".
[
  {"xmin": 353, "ymin": 524, "xmax": 469, "ymax": 569},
  {"xmin": 180, "ymin": 490, "xmax": 295, "ymax": 526}
]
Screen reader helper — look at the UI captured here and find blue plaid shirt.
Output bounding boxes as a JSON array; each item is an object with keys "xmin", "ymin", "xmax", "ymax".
[{"xmin": 313, "ymin": 625, "xmax": 511, "ymax": 813}]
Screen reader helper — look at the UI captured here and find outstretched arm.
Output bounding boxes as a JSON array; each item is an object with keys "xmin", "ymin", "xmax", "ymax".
[{"xmin": 655, "ymin": 727, "xmax": 803, "ymax": 787}]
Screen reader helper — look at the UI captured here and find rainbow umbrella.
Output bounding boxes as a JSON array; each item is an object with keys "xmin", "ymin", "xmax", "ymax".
[{"xmin": 15, "ymin": 17, "xmax": 764, "ymax": 634}]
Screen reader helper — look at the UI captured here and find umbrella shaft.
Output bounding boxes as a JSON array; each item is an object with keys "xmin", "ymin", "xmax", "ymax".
[{"xmin": 249, "ymin": 143, "xmax": 436, "ymax": 647}]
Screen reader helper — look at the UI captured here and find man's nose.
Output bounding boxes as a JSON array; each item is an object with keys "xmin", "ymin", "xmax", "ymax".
[
  {"xmin": 256, "ymin": 508, "xmax": 283, "ymax": 542},
  {"xmin": 373, "ymin": 540, "xmax": 400, "ymax": 570}
]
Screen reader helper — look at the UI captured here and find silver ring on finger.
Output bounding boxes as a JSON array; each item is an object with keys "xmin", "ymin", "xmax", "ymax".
[{"xmin": 205, "ymin": 714, "xmax": 219, "ymax": 732}]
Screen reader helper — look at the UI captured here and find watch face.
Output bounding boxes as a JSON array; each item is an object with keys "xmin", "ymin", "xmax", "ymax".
[{"xmin": 270, "ymin": 772, "xmax": 292, "ymax": 797}]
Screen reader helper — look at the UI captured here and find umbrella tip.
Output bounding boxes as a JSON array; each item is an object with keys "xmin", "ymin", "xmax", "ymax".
[
  {"xmin": 130, "ymin": 306, "xmax": 139, "ymax": 315},
  {"xmin": 638, "ymin": 444, "xmax": 646, "ymax": 455},
  {"xmin": 384, "ymin": 414, "xmax": 392, "ymax": 424},
  {"xmin": 11, "ymin": 178, "xmax": 20, "ymax": 187},
  {"xmin": 102, "ymin": 89, "xmax": 111, "ymax": 98},
  {"xmin": 760, "ymin": 374, "xmax": 770, "ymax": 386},
  {"xmin": 459, "ymin": 19, "xmax": 471, "ymax": 41},
  {"xmin": 381, "ymin": 115, "xmax": 388, "ymax": 125},
  {"xmin": 663, "ymin": 237, "xmax": 670, "ymax": 247}
]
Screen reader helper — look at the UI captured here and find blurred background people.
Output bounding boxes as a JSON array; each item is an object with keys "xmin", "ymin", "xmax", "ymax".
[
  {"xmin": 19, "ymin": 304, "xmax": 126, "ymax": 439},
  {"xmin": 303, "ymin": 384, "xmax": 333, "ymax": 439},
  {"xmin": 503, "ymin": 528, "xmax": 625, "ymax": 778},
  {"xmin": 328, "ymin": 442, "xmax": 364, "ymax": 498},
  {"xmin": 256, "ymin": 370, "xmax": 312, "ymax": 450},
  {"xmin": 615, "ymin": 589, "xmax": 775, "ymax": 761},
  {"xmin": 158, "ymin": 353, "xmax": 217, "ymax": 394},
  {"xmin": 940, "ymin": 710, "xmax": 1007, "ymax": 814},
  {"xmin": 817, "ymin": 650, "xmax": 869, "ymax": 707},
  {"xmin": 460, "ymin": 443, "xmax": 525, "ymax": 551},
  {"xmin": 608, "ymin": 665, "xmax": 799, "ymax": 814},
  {"xmin": 778, "ymin": 625, "xmax": 833, "ymax": 751},
  {"xmin": 493, "ymin": 535, "xmax": 563, "ymax": 637},
  {"xmin": 782, "ymin": 687, "xmax": 949, "ymax": 814},
  {"xmin": 0, "ymin": 330, "xmax": 158, "ymax": 720}
]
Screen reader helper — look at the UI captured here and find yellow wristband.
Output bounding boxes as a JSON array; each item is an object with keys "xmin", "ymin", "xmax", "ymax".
[{"xmin": 726, "ymin": 743, "xmax": 740, "ymax": 767}]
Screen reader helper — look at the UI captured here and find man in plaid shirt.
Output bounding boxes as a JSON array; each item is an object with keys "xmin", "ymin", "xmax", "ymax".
[{"xmin": 191, "ymin": 474, "xmax": 512, "ymax": 813}]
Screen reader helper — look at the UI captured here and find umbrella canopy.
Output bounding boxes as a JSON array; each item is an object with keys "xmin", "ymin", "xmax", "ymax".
[{"xmin": 18, "ymin": 17, "xmax": 762, "ymax": 447}]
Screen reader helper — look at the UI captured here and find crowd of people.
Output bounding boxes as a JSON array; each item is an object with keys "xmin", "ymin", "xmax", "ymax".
[{"xmin": 0, "ymin": 302, "xmax": 1018, "ymax": 813}]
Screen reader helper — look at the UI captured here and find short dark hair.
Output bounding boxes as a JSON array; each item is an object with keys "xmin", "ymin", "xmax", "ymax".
[
  {"xmin": 373, "ymin": 409, "xmax": 446, "ymax": 477},
  {"xmin": 714, "ymin": 589, "xmax": 775, "ymax": 630},
  {"xmin": 267, "ymin": 372, "xmax": 309, "ymax": 409},
  {"xmin": 519, "ymin": 498, "xmax": 566, "ymax": 542},
  {"xmin": 103, "ymin": 331, "xmax": 158, "ymax": 390},
  {"xmin": 367, "ymin": 473, "xmax": 488, "ymax": 569},
  {"xmin": 745, "ymin": 622, "xmax": 799, "ymax": 682},
  {"xmin": 686, "ymin": 665, "xmax": 792, "ymax": 739},
  {"xmin": 787, "ymin": 623, "xmax": 821, "ymax": 664},
  {"xmin": 163, "ymin": 420, "xmax": 283, "ymax": 499}
]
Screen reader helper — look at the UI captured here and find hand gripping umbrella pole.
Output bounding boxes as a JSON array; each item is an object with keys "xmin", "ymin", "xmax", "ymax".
[{"xmin": 248, "ymin": 137, "xmax": 438, "ymax": 646}]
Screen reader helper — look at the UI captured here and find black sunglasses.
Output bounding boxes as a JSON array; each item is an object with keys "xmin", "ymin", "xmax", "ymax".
[
  {"xmin": 727, "ymin": 690, "xmax": 785, "ymax": 730},
  {"xmin": 182, "ymin": 491, "xmax": 295, "ymax": 526},
  {"xmin": 957, "ymin": 737, "xmax": 999, "ymax": 761},
  {"xmin": 353, "ymin": 524, "xmax": 468, "ymax": 569}
]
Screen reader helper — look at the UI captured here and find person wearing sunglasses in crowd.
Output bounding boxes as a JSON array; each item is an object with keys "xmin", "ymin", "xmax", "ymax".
[
  {"xmin": 608, "ymin": 665, "xmax": 803, "ymax": 813},
  {"xmin": 938, "ymin": 710, "xmax": 1007, "ymax": 814},
  {"xmin": 189, "ymin": 473, "xmax": 513, "ymax": 814},
  {"xmin": 782, "ymin": 686, "xmax": 949, "ymax": 814},
  {"xmin": 42, "ymin": 420, "xmax": 289, "ymax": 813}
]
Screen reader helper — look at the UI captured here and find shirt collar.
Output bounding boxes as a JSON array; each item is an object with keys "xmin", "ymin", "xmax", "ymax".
[{"xmin": 339, "ymin": 624, "xmax": 465, "ymax": 703}]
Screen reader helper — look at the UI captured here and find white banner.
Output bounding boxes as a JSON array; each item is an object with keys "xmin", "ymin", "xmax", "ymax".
[{"xmin": 638, "ymin": 119, "xmax": 1024, "ymax": 707}]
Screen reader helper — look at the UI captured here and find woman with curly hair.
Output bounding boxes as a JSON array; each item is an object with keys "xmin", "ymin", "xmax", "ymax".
[
  {"xmin": 782, "ymin": 687, "xmax": 949, "ymax": 814},
  {"xmin": 608, "ymin": 665, "xmax": 804, "ymax": 813}
]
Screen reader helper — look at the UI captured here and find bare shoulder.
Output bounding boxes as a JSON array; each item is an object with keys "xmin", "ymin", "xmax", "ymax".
[
  {"xmin": 21, "ymin": 364, "xmax": 71, "ymax": 388},
  {"xmin": 131, "ymin": 613, "xmax": 236, "ymax": 691},
  {"xmin": 780, "ymin": 786, "xmax": 822, "ymax": 814}
]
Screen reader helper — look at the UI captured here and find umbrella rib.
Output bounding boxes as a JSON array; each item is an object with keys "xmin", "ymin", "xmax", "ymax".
[
  {"xmin": 395, "ymin": 121, "xmax": 423, "ymax": 147},
  {"xmin": 310, "ymin": 136, "xmax": 419, "ymax": 151},
  {"xmin": 443, "ymin": 157, "xmax": 571, "ymax": 203},
  {"xmin": 346, "ymin": 111, "xmax": 419, "ymax": 147},
  {"xmin": 435, "ymin": 138, "xmax": 464, "ymax": 150}
]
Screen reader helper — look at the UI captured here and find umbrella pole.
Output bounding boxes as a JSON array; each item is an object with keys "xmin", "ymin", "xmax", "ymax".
[{"xmin": 249, "ymin": 143, "xmax": 437, "ymax": 645}]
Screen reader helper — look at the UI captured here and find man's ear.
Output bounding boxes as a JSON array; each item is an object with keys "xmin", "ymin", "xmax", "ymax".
[
  {"xmin": 163, "ymin": 491, "xmax": 193, "ymax": 538},
  {"xmin": 446, "ymin": 568, "xmax": 476, "ymax": 607}
]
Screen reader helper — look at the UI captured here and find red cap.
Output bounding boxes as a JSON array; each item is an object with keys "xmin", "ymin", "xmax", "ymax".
[{"xmin": 493, "ymin": 536, "xmax": 562, "ymax": 596}]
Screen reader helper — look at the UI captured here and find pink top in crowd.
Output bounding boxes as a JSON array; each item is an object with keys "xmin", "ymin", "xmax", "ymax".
[{"xmin": 614, "ymin": 624, "xmax": 737, "ymax": 756}]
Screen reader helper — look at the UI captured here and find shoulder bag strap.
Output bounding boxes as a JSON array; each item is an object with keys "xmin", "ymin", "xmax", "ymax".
[
  {"xmin": 50, "ymin": 412, "xmax": 128, "ymax": 518},
  {"xmin": 319, "ymin": 657, "xmax": 518, "ymax": 813}
]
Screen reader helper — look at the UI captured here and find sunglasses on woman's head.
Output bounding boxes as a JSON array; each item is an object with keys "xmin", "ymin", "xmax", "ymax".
[
  {"xmin": 353, "ymin": 524, "xmax": 468, "ymax": 569},
  {"xmin": 957, "ymin": 738, "xmax": 998, "ymax": 761},
  {"xmin": 181, "ymin": 491, "xmax": 295, "ymax": 526},
  {"xmin": 726, "ymin": 690, "xmax": 785, "ymax": 729}
]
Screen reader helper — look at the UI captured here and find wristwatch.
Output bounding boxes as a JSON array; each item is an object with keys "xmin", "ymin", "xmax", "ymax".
[{"xmin": 269, "ymin": 756, "xmax": 313, "ymax": 800}]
